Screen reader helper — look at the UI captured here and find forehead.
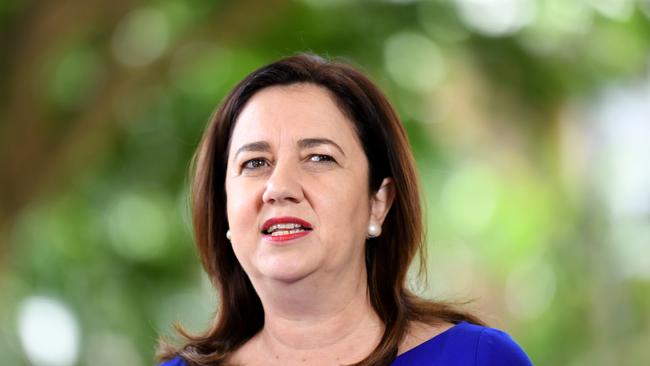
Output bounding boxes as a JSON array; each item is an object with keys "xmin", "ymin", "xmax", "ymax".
[{"xmin": 229, "ymin": 83, "xmax": 360, "ymax": 149}]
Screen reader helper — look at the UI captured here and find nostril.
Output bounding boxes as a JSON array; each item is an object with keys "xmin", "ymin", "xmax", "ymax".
[{"xmin": 262, "ymin": 182, "xmax": 304, "ymax": 204}]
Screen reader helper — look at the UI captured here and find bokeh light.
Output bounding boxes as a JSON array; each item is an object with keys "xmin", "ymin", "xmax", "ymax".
[
  {"xmin": 105, "ymin": 190, "xmax": 173, "ymax": 262},
  {"xmin": 17, "ymin": 296, "xmax": 80, "ymax": 366},
  {"xmin": 384, "ymin": 31, "xmax": 446, "ymax": 93},
  {"xmin": 112, "ymin": 7, "xmax": 170, "ymax": 67},
  {"xmin": 453, "ymin": 0, "xmax": 536, "ymax": 36}
]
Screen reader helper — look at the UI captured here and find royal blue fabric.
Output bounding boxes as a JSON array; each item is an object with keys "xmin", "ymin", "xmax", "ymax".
[
  {"xmin": 390, "ymin": 321, "xmax": 532, "ymax": 365},
  {"xmin": 159, "ymin": 321, "xmax": 533, "ymax": 365}
]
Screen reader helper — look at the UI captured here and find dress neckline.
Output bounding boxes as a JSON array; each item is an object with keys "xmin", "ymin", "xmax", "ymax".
[{"xmin": 395, "ymin": 321, "xmax": 467, "ymax": 360}]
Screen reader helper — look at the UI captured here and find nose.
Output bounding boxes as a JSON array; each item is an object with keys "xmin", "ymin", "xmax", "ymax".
[{"xmin": 262, "ymin": 160, "xmax": 304, "ymax": 204}]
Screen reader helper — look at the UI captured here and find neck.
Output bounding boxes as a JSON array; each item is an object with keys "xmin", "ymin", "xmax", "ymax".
[{"xmin": 250, "ymin": 264, "xmax": 383, "ymax": 363}]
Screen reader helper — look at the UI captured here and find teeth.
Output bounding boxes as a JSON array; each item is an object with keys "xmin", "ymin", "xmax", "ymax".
[
  {"xmin": 270, "ymin": 228, "xmax": 306, "ymax": 236},
  {"xmin": 267, "ymin": 223, "xmax": 304, "ymax": 232}
]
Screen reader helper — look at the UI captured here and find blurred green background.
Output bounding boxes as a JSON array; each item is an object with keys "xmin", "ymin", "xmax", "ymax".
[{"xmin": 1, "ymin": 0, "xmax": 649, "ymax": 365}]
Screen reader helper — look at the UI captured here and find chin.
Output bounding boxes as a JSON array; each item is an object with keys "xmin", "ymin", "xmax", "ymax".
[{"xmin": 257, "ymin": 260, "xmax": 316, "ymax": 284}]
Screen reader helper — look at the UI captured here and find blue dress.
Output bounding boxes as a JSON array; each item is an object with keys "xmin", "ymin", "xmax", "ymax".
[{"xmin": 159, "ymin": 321, "xmax": 533, "ymax": 365}]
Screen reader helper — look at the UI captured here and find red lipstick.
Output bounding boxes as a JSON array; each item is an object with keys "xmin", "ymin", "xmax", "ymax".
[{"xmin": 261, "ymin": 216, "xmax": 313, "ymax": 243}]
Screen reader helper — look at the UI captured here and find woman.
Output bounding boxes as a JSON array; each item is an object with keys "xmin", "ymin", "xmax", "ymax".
[{"xmin": 157, "ymin": 54, "xmax": 533, "ymax": 366}]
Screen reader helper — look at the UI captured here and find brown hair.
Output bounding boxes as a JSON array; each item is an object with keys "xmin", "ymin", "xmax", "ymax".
[{"xmin": 156, "ymin": 54, "xmax": 482, "ymax": 366}]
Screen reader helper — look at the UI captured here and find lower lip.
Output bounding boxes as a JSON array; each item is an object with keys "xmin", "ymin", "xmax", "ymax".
[{"xmin": 263, "ymin": 230, "xmax": 311, "ymax": 243}]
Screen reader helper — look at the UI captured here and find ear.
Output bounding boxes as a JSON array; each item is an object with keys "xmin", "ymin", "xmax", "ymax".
[{"xmin": 370, "ymin": 177, "xmax": 395, "ymax": 226}]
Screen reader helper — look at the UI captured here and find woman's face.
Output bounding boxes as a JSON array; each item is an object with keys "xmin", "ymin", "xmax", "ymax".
[{"xmin": 225, "ymin": 83, "xmax": 385, "ymax": 285}]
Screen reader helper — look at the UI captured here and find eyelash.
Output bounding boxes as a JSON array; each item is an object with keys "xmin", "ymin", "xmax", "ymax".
[
  {"xmin": 241, "ymin": 159, "xmax": 270, "ymax": 170},
  {"xmin": 307, "ymin": 154, "xmax": 335, "ymax": 163},
  {"xmin": 240, "ymin": 155, "xmax": 336, "ymax": 170}
]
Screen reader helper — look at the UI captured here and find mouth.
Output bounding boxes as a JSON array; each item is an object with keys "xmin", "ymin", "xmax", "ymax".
[{"xmin": 261, "ymin": 216, "xmax": 313, "ymax": 242}]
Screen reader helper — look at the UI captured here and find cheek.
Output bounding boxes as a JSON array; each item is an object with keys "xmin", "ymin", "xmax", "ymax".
[
  {"xmin": 225, "ymin": 182, "xmax": 260, "ymax": 268},
  {"xmin": 225, "ymin": 181, "xmax": 259, "ymax": 229},
  {"xmin": 315, "ymin": 177, "xmax": 370, "ymax": 238}
]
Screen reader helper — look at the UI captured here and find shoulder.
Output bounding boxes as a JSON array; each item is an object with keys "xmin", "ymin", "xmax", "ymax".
[
  {"xmin": 393, "ymin": 321, "xmax": 533, "ymax": 366},
  {"xmin": 158, "ymin": 356, "xmax": 187, "ymax": 366},
  {"xmin": 452, "ymin": 322, "xmax": 533, "ymax": 365}
]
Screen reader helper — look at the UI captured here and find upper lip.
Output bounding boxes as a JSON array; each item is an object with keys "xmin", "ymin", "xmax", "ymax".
[{"xmin": 261, "ymin": 216, "xmax": 313, "ymax": 234}]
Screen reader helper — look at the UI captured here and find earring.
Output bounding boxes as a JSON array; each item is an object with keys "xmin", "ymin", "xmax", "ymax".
[
  {"xmin": 226, "ymin": 230, "xmax": 232, "ymax": 240},
  {"xmin": 367, "ymin": 223, "xmax": 381, "ymax": 238}
]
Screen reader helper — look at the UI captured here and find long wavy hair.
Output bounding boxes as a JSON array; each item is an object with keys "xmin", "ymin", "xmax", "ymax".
[{"xmin": 156, "ymin": 53, "xmax": 483, "ymax": 366}]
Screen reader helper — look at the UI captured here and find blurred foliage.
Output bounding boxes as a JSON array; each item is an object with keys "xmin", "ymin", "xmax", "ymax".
[{"xmin": 1, "ymin": 0, "xmax": 649, "ymax": 365}]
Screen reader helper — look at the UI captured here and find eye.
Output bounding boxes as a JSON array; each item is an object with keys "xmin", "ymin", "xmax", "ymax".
[
  {"xmin": 242, "ymin": 158, "xmax": 270, "ymax": 170},
  {"xmin": 307, "ymin": 154, "xmax": 335, "ymax": 163}
]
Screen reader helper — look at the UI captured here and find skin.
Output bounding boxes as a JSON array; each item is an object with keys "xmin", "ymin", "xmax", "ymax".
[{"xmin": 224, "ymin": 83, "xmax": 450, "ymax": 365}]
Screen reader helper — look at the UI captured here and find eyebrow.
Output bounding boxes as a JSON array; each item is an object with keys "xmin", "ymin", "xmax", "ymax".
[
  {"xmin": 233, "ymin": 138, "xmax": 346, "ymax": 160},
  {"xmin": 298, "ymin": 138, "xmax": 346, "ymax": 157},
  {"xmin": 234, "ymin": 141, "xmax": 271, "ymax": 160}
]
